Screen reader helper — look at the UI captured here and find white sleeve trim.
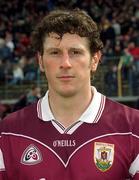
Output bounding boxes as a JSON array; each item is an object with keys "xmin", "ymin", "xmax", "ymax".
[
  {"xmin": 0, "ymin": 149, "xmax": 5, "ymax": 171},
  {"xmin": 129, "ymin": 154, "xmax": 139, "ymax": 176}
]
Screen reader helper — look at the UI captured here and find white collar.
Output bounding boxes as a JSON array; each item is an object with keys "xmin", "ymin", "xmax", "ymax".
[{"xmin": 37, "ymin": 86, "xmax": 105, "ymax": 124}]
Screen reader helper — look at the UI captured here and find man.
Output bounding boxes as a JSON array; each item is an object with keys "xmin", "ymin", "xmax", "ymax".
[{"xmin": 0, "ymin": 9, "xmax": 139, "ymax": 180}]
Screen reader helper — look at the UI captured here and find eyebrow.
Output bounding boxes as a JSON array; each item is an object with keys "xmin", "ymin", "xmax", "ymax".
[
  {"xmin": 45, "ymin": 47, "xmax": 85, "ymax": 52},
  {"xmin": 44, "ymin": 48, "xmax": 61, "ymax": 53}
]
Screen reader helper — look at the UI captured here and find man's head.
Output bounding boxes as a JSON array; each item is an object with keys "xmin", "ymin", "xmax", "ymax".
[
  {"xmin": 31, "ymin": 9, "xmax": 103, "ymax": 97},
  {"xmin": 31, "ymin": 8, "xmax": 103, "ymax": 56}
]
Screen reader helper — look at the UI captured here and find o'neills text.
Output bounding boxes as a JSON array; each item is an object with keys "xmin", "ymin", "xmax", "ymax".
[{"xmin": 53, "ymin": 140, "xmax": 76, "ymax": 147}]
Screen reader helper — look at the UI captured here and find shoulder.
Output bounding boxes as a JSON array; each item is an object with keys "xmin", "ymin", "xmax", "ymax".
[
  {"xmin": 105, "ymin": 97, "xmax": 139, "ymax": 117},
  {"xmin": 104, "ymin": 97, "xmax": 139, "ymax": 132},
  {"xmin": 0, "ymin": 102, "xmax": 38, "ymax": 133}
]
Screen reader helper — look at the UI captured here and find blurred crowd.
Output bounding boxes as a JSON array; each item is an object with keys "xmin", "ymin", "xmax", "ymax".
[
  {"xmin": 0, "ymin": 84, "xmax": 41, "ymax": 119},
  {"xmin": 0, "ymin": 0, "xmax": 139, "ymax": 118}
]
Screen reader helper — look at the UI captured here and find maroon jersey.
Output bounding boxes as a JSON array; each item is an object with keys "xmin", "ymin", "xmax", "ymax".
[{"xmin": 0, "ymin": 89, "xmax": 139, "ymax": 180}]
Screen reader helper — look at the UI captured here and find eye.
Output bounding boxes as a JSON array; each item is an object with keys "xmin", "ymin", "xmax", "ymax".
[
  {"xmin": 73, "ymin": 50, "xmax": 80, "ymax": 54},
  {"xmin": 70, "ymin": 49, "xmax": 82, "ymax": 55},
  {"xmin": 50, "ymin": 51, "xmax": 59, "ymax": 55}
]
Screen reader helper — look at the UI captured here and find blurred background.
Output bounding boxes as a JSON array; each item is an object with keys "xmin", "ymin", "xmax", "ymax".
[{"xmin": 0, "ymin": 0, "xmax": 139, "ymax": 118}]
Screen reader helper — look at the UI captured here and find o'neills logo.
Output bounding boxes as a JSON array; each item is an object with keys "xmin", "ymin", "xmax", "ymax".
[{"xmin": 53, "ymin": 140, "xmax": 76, "ymax": 147}]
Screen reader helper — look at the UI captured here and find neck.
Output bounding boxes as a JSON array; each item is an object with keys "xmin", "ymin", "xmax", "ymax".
[{"xmin": 48, "ymin": 87, "xmax": 93, "ymax": 128}]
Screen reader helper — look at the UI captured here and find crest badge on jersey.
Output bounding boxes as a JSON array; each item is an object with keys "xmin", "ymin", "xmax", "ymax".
[
  {"xmin": 94, "ymin": 142, "xmax": 114, "ymax": 172},
  {"xmin": 21, "ymin": 144, "xmax": 42, "ymax": 165}
]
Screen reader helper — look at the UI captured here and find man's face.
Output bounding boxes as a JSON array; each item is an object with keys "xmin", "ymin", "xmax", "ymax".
[{"xmin": 38, "ymin": 33, "xmax": 100, "ymax": 97}]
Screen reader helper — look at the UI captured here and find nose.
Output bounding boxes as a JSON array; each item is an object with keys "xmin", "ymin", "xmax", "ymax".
[{"xmin": 60, "ymin": 52, "xmax": 72, "ymax": 69}]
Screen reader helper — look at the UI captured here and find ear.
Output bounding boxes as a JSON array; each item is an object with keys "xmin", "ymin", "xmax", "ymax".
[
  {"xmin": 37, "ymin": 52, "xmax": 45, "ymax": 72},
  {"xmin": 90, "ymin": 51, "xmax": 102, "ymax": 72}
]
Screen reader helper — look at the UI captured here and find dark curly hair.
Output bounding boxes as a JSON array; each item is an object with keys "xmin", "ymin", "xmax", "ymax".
[{"xmin": 31, "ymin": 8, "xmax": 103, "ymax": 55}]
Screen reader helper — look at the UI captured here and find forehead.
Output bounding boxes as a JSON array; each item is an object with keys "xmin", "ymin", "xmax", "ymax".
[{"xmin": 43, "ymin": 33, "xmax": 89, "ymax": 49}]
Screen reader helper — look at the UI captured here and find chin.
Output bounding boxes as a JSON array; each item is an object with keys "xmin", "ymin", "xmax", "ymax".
[{"xmin": 57, "ymin": 88, "xmax": 77, "ymax": 98}]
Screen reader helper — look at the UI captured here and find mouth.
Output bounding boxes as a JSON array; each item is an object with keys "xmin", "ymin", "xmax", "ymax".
[{"xmin": 57, "ymin": 75, "xmax": 75, "ymax": 81}]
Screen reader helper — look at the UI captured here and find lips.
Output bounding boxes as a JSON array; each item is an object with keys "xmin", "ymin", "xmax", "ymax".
[
  {"xmin": 57, "ymin": 75, "xmax": 75, "ymax": 80},
  {"xmin": 59, "ymin": 76, "xmax": 74, "ymax": 78}
]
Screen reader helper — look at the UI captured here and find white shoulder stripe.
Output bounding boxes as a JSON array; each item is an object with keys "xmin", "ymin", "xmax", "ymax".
[
  {"xmin": 94, "ymin": 94, "xmax": 105, "ymax": 123},
  {"xmin": 0, "ymin": 149, "xmax": 5, "ymax": 171},
  {"xmin": 129, "ymin": 154, "xmax": 139, "ymax": 176}
]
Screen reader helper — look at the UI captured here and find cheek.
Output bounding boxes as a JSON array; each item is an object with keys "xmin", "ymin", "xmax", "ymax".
[
  {"xmin": 43, "ymin": 63, "xmax": 56, "ymax": 79},
  {"xmin": 78, "ymin": 59, "xmax": 92, "ymax": 71},
  {"xmin": 76, "ymin": 63, "xmax": 91, "ymax": 79},
  {"xmin": 39, "ymin": 58, "xmax": 50, "ymax": 73}
]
